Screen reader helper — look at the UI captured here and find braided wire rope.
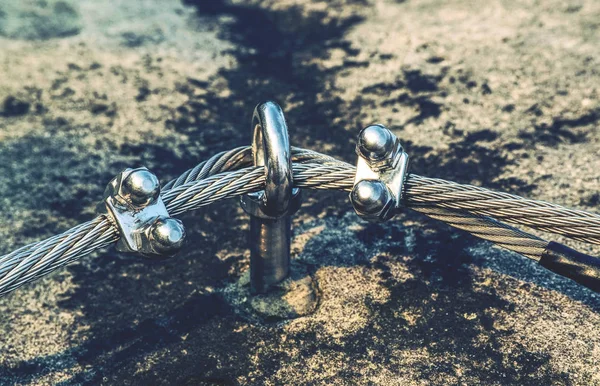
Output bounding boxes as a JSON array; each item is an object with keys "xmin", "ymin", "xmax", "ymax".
[
  {"xmin": 0, "ymin": 148, "xmax": 348, "ymax": 296},
  {"xmin": 408, "ymin": 206, "xmax": 548, "ymax": 259},
  {"xmin": 162, "ymin": 146, "xmax": 346, "ymax": 191},
  {"xmin": 406, "ymin": 175, "xmax": 600, "ymax": 245},
  {"xmin": 0, "ymin": 147, "xmax": 598, "ymax": 295}
]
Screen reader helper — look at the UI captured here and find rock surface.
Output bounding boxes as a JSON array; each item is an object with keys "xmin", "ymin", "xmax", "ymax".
[{"xmin": 0, "ymin": 0, "xmax": 599, "ymax": 384}]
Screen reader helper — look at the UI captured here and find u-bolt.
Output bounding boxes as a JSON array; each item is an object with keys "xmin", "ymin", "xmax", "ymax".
[{"xmin": 240, "ymin": 101, "xmax": 302, "ymax": 293}]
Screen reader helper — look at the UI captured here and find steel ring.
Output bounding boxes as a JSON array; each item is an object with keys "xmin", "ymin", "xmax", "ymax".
[{"xmin": 250, "ymin": 101, "xmax": 293, "ymax": 216}]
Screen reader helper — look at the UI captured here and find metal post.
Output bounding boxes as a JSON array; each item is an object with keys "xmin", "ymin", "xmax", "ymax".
[{"xmin": 240, "ymin": 101, "xmax": 301, "ymax": 294}]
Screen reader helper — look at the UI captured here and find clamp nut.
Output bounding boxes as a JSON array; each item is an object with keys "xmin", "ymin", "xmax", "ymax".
[
  {"xmin": 356, "ymin": 124, "xmax": 403, "ymax": 172},
  {"xmin": 140, "ymin": 216, "xmax": 186, "ymax": 257},
  {"xmin": 358, "ymin": 124, "xmax": 396, "ymax": 160},
  {"xmin": 350, "ymin": 180, "xmax": 395, "ymax": 222},
  {"xmin": 120, "ymin": 169, "xmax": 161, "ymax": 208}
]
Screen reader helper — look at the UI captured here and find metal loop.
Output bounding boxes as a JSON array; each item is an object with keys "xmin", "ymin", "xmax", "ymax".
[{"xmin": 251, "ymin": 101, "xmax": 293, "ymax": 216}]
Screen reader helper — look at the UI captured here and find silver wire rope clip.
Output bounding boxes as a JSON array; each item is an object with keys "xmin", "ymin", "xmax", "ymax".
[
  {"xmin": 240, "ymin": 101, "xmax": 302, "ymax": 294},
  {"xmin": 99, "ymin": 167, "xmax": 186, "ymax": 258},
  {"xmin": 350, "ymin": 124, "xmax": 410, "ymax": 222}
]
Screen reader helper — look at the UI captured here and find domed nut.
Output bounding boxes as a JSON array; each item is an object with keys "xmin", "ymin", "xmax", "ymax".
[
  {"xmin": 350, "ymin": 180, "xmax": 396, "ymax": 222},
  {"xmin": 356, "ymin": 124, "xmax": 403, "ymax": 172},
  {"xmin": 119, "ymin": 168, "xmax": 161, "ymax": 208},
  {"xmin": 140, "ymin": 216, "xmax": 186, "ymax": 258}
]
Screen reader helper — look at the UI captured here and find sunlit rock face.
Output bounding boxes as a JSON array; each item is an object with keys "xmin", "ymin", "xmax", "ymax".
[{"xmin": 0, "ymin": 0, "xmax": 599, "ymax": 384}]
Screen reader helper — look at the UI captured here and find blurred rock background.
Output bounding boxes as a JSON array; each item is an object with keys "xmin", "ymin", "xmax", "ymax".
[{"xmin": 0, "ymin": 0, "xmax": 598, "ymax": 384}]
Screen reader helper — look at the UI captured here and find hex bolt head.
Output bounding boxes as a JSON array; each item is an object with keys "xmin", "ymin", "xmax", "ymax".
[
  {"xmin": 147, "ymin": 217, "xmax": 186, "ymax": 256},
  {"xmin": 358, "ymin": 124, "xmax": 395, "ymax": 161},
  {"xmin": 121, "ymin": 169, "xmax": 161, "ymax": 208},
  {"xmin": 351, "ymin": 180, "xmax": 392, "ymax": 215}
]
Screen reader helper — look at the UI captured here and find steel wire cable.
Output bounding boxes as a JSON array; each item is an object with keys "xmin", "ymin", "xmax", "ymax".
[
  {"xmin": 161, "ymin": 162, "xmax": 547, "ymax": 258},
  {"xmin": 0, "ymin": 150, "xmax": 349, "ymax": 295},
  {"xmin": 163, "ymin": 146, "xmax": 252, "ymax": 191},
  {"xmin": 163, "ymin": 154, "xmax": 600, "ymax": 247},
  {"xmin": 0, "ymin": 148, "xmax": 598, "ymax": 296},
  {"xmin": 0, "ymin": 218, "xmax": 118, "ymax": 295},
  {"xmin": 408, "ymin": 206, "xmax": 548, "ymax": 259},
  {"xmin": 405, "ymin": 175, "xmax": 600, "ymax": 245},
  {"xmin": 162, "ymin": 146, "xmax": 346, "ymax": 191}
]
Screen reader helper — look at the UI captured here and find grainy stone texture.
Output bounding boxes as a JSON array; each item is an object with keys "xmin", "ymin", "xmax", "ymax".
[{"xmin": 0, "ymin": 0, "xmax": 599, "ymax": 385}]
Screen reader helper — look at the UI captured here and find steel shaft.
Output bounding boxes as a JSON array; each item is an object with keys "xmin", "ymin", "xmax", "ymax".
[
  {"xmin": 240, "ymin": 101, "xmax": 301, "ymax": 293},
  {"xmin": 248, "ymin": 215, "xmax": 292, "ymax": 292}
]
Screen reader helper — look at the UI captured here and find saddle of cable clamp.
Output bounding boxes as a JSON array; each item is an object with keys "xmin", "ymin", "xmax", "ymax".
[
  {"xmin": 99, "ymin": 167, "xmax": 186, "ymax": 258},
  {"xmin": 350, "ymin": 124, "xmax": 410, "ymax": 222}
]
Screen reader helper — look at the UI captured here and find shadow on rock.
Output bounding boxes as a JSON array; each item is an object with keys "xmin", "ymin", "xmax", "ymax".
[
  {"xmin": 0, "ymin": 0, "xmax": 594, "ymax": 384},
  {"xmin": 0, "ymin": 0, "xmax": 369, "ymax": 383},
  {"xmin": 286, "ymin": 210, "xmax": 585, "ymax": 384}
]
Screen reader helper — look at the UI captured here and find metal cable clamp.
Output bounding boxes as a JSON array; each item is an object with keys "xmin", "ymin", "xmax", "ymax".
[
  {"xmin": 99, "ymin": 167, "xmax": 186, "ymax": 258},
  {"xmin": 240, "ymin": 101, "xmax": 302, "ymax": 293},
  {"xmin": 350, "ymin": 124, "xmax": 410, "ymax": 222}
]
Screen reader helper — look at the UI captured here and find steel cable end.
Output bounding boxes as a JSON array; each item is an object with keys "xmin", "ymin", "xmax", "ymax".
[{"xmin": 539, "ymin": 241, "xmax": 600, "ymax": 292}]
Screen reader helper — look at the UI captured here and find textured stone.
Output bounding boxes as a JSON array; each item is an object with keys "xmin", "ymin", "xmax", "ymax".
[{"xmin": 0, "ymin": 0, "xmax": 599, "ymax": 384}]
